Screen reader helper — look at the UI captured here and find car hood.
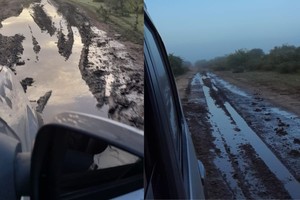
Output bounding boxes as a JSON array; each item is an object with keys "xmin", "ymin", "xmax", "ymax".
[{"xmin": 0, "ymin": 66, "xmax": 39, "ymax": 151}]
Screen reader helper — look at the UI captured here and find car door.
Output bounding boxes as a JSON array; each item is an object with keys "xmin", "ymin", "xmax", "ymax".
[
  {"xmin": 144, "ymin": 12, "xmax": 186, "ymax": 199},
  {"xmin": 144, "ymin": 11, "xmax": 205, "ymax": 199}
]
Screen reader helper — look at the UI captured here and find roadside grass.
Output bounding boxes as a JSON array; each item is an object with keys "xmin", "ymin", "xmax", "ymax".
[
  {"xmin": 216, "ymin": 71, "xmax": 300, "ymax": 93},
  {"xmin": 65, "ymin": 0, "xmax": 143, "ymax": 44}
]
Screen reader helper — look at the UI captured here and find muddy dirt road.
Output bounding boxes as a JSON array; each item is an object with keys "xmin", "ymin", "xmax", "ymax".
[
  {"xmin": 0, "ymin": 0, "xmax": 143, "ymax": 129},
  {"xmin": 180, "ymin": 72, "xmax": 300, "ymax": 199}
]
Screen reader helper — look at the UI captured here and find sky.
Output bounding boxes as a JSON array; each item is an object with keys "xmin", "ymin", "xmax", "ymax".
[{"xmin": 145, "ymin": 0, "xmax": 300, "ymax": 63}]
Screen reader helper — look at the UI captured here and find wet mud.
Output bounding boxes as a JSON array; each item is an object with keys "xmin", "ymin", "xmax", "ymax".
[
  {"xmin": 209, "ymin": 72, "xmax": 300, "ymax": 183},
  {"xmin": 57, "ymin": 24, "xmax": 74, "ymax": 60},
  {"xmin": 182, "ymin": 75, "xmax": 234, "ymax": 199},
  {"xmin": 53, "ymin": 0, "xmax": 144, "ymax": 128},
  {"xmin": 0, "ymin": 0, "xmax": 143, "ymax": 129},
  {"xmin": 36, "ymin": 90, "xmax": 52, "ymax": 113},
  {"xmin": 0, "ymin": 1, "xmax": 23, "ymax": 28},
  {"xmin": 20, "ymin": 77, "xmax": 34, "ymax": 92},
  {"xmin": 0, "ymin": 34, "xmax": 25, "ymax": 70},
  {"xmin": 183, "ymin": 72, "xmax": 300, "ymax": 199},
  {"xmin": 31, "ymin": 4, "xmax": 56, "ymax": 36}
]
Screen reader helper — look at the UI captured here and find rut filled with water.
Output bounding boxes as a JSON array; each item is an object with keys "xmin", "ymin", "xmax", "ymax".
[
  {"xmin": 191, "ymin": 73, "xmax": 300, "ymax": 199},
  {"xmin": 0, "ymin": 0, "xmax": 108, "ymax": 123}
]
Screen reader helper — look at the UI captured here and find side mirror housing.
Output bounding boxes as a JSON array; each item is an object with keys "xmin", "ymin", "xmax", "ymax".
[{"xmin": 30, "ymin": 112, "xmax": 144, "ymax": 200}]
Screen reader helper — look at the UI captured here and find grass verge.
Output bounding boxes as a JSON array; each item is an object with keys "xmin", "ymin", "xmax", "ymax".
[
  {"xmin": 64, "ymin": 0, "xmax": 143, "ymax": 44},
  {"xmin": 214, "ymin": 71, "xmax": 300, "ymax": 94}
]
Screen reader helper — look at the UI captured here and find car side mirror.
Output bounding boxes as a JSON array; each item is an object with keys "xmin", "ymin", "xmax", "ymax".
[{"xmin": 30, "ymin": 112, "xmax": 144, "ymax": 200}]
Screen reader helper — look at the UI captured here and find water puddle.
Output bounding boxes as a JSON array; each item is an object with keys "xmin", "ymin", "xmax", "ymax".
[
  {"xmin": 0, "ymin": 0, "xmax": 108, "ymax": 123},
  {"xmin": 208, "ymin": 72, "xmax": 249, "ymax": 98},
  {"xmin": 192, "ymin": 73, "xmax": 300, "ymax": 199},
  {"xmin": 270, "ymin": 107, "xmax": 299, "ymax": 120}
]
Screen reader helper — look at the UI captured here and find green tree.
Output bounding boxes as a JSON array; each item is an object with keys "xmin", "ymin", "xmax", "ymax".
[
  {"xmin": 104, "ymin": 0, "xmax": 122, "ymax": 15},
  {"xmin": 168, "ymin": 54, "xmax": 189, "ymax": 76},
  {"xmin": 267, "ymin": 45, "xmax": 299, "ymax": 73},
  {"xmin": 201, "ymin": 44, "xmax": 300, "ymax": 74},
  {"xmin": 245, "ymin": 48, "xmax": 264, "ymax": 70},
  {"xmin": 127, "ymin": 0, "xmax": 143, "ymax": 30},
  {"xmin": 194, "ymin": 59, "xmax": 208, "ymax": 69},
  {"xmin": 227, "ymin": 49, "xmax": 248, "ymax": 72},
  {"xmin": 97, "ymin": 6, "xmax": 109, "ymax": 22}
]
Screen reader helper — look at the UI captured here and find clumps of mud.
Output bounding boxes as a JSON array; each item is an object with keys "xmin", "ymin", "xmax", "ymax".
[
  {"xmin": 294, "ymin": 138, "xmax": 300, "ymax": 144},
  {"xmin": 31, "ymin": 4, "xmax": 56, "ymax": 36},
  {"xmin": 289, "ymin": 149, "xmax": 300, "ymax": 157},
  {"xmin": 32, "ymin": 36, "xmax": 41, "ymax": 53},
  {"xmin": 57, "ymin": 23, "xmax": 74, "ymax": 60},
  {"xmin": 36, "ymin": 90, "xmax": 52, "ymax": 113},
  {"xmin": 240, "ymin": 144, "xmax": 291, "ymax": 199},
  {"xmin": 28, "ymin": 25, "xmax": 41, "ymax": 54},
  {"xmin": 81, "ymin": 27, "xmax": 144, "ymax": 128},
  {"xmin": 52, "ymin": 0, "xmax": 144, "ymax": 129},
  {"xmin": 274, "ymin": 118, "xmax": 290, "ymax": 136},
  {"xmin": 28, "ymin": 25, "xmax": 41, "ymax": 61},
  {"xmin": 202, "ymin": 75, "xmax": 234, "ymax": 123},
  {"xmin": 54, "ymin": 1, "xmax": 91, "ymax": 45},
  {"xmin": 20, "ymin": 77, "xmax": 34, "ymax": 92},
  {"xmin": 0, "ymin": 34, "xmax": 25, "ymax": 71},
  {"xmin": 274, "ymin": 127, "xmax": 288, "ymax": 136},
  {"xmin": 0, "ymin": 0, "xmax": 23, "ymax": 28}
]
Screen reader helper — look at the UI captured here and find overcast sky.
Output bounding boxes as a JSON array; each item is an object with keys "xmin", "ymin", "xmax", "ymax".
[{"xmin": 145, "ymin": 1, "xmax": 300, "ymax": 63}]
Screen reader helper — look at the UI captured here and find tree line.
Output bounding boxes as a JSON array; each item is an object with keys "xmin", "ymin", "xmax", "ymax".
[
  {"xmin": 195, "ymin": 44, "xmax": 300, "ymax": 74},
  {"xmin": 94, "ymin": 0, "xmax": 143, "ymax": 30},
  {"xmin": 168, "ymin": 54, "xmax": 191, "ymax": 76}
]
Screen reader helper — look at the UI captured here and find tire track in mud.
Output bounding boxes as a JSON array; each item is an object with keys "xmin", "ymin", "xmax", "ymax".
[
  {"xmin": 240, "ymin": 144, "xmax": 290, "ymax": 199},
  {"xmin": 210, "ymin": 72, "xmax": 300, "ymax": 182},
  {"xmin": 31, "ymin": 4, "xmax": 56, "ymax": 36},
  {"xmin": 184, "ymin": 72, "xmax": 300, "ymax": 199},
  {"xmin": 53, "ymin": 0, "xmax": 144, "ymax": 129},
  {"xmin": 183, "ymin": 74, "xmax": 234, "ymax": 199},
  {"xmin": 57, "ymin": 23, "xmax": 74, "ymax": 60}
]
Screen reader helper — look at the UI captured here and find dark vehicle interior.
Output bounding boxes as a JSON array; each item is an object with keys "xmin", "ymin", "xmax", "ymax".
[{"xmin": 31, "ymin": 127, "xmax": 143, "ymax": 199}]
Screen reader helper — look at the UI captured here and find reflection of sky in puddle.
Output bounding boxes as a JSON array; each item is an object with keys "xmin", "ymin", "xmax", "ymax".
[
  {"xmin": 0, "ymin": 0, "xmax": 107, "ymax": 123},
  {"xmin": 194, "ymin": 73, "xmax": 300, "ymax": 199}
]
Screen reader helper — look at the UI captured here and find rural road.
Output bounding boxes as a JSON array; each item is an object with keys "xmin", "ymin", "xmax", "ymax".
[{"xmin": 180, "ymin": 71, "xmax": 300, "ymax": 199}]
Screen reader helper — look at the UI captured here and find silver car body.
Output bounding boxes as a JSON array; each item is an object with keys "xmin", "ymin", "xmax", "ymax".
[{"xmin": 0, "ymin": 65, "xmax": 39, "ymax": 151}]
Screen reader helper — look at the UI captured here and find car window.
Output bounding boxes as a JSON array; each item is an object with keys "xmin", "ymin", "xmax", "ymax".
[{"xmin": 145, "ymin": 24, "xmax": 182, "ymax": 161}]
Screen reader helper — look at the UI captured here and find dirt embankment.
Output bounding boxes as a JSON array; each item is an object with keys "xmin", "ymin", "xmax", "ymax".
[{"xmin": 53, "ymin": 0, "xmax": 144, "ymax": 129}]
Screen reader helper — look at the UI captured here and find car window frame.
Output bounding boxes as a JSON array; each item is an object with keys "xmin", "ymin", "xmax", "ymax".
[
  {"xmin": 144, "ymin": 15, "xmax": 184, "ymax": 166},
  {"xmin": 144, "ymin": 12, "xmax": 188, "ymax": 198}
]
